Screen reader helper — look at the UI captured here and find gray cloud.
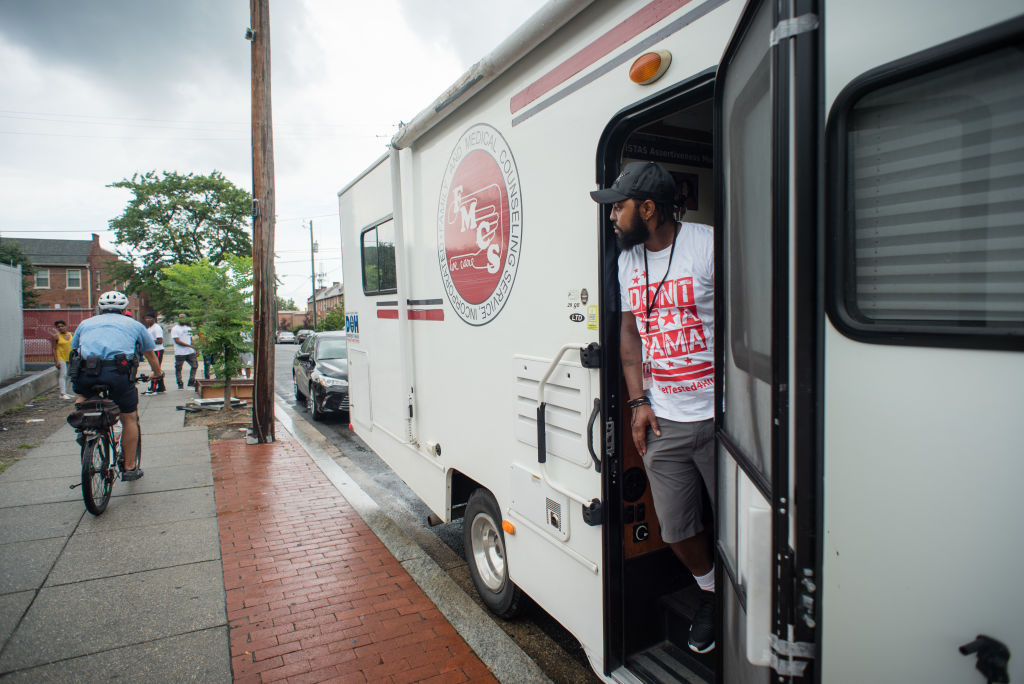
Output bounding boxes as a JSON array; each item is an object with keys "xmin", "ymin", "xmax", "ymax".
[
  {"xmin": 0, "ymin": 0, "xmax": 251, "ymax": 103},
  {"xmin": 395, "ymin": 0, "xmax": 544, "ymax": 65}
]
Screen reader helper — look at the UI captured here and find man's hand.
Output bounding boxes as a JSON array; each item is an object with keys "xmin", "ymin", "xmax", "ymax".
[{"xmin": 631, "ymin": 404, "xmax": 660, "ymax": 456}]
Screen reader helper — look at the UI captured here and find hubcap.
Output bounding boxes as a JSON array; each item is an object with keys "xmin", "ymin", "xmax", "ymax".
[
  {"xmin": 307, "ymin": 385, "xmax": 316, "ymax": 413},
  {"xmin": 470, "ymin": 512, "xmax": 506, "ymax": 592}
]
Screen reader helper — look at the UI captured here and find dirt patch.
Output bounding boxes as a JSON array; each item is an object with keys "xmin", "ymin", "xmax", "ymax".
[
  {"xmin": 184, "ymin": 405, "xmax": 252, "ymax": 441},
  {"xmin": 0, "ymin": 387, "xmax": 75, "ymax": 474}
]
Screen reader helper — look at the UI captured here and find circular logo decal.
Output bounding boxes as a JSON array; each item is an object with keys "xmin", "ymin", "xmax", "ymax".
[{"xmin": 437, "ymin": 123, "xmax": 522, "ymax": 326}]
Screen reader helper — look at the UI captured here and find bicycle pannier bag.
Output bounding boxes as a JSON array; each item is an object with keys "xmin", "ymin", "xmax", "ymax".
[{"xmin": 67, "ymin": 399, "xmax": 121, "ymax": 430}]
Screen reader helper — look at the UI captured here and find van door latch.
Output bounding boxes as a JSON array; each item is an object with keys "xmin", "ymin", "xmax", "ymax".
[
  {"xmin": 959, "ymin": 635, "xmax": 1010, "ymax": 683},
  {"xmin": 579, "ymin": 342, "xmax": 601, "ymax": 368},
  {"xmin": 582, "ymin": 498, "xmax": 603, "ymax": 526}
]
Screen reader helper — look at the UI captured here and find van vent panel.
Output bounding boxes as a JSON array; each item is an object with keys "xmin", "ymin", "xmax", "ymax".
[{"xmin": 513, "ymin": 355, "xmax": 593, "ymax": 468}]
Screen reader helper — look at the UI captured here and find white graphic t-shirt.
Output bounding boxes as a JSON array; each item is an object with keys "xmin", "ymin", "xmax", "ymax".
[{"xmin": 618, "ymin": 222, "xmax": 714, "ymax": 422}]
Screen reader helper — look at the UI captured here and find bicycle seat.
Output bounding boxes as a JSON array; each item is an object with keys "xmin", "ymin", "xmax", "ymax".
[{"xmin": 89, "ymin": 384, "xmax": 112, "ymax": 397}]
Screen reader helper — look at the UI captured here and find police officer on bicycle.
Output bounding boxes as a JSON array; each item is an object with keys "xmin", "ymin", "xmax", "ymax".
[{"xmin": 71, "ymin": 291, "xmax": 164, "ymax": 481}]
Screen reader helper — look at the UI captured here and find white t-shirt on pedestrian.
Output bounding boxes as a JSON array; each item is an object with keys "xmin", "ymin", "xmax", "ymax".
[
  {"xmin": 147, "ymin": 323, "xmax": 164, "ymax": 345},
  {"xmin": 618, "ymin": 222, "xmax": 714, "ymax": 423},
  {"xmin": 170, "ymin": 324, "xmax": 194, "ymax": 356}
]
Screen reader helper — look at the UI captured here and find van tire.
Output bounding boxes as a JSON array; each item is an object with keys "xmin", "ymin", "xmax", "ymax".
[{"xmin": 464, "ymin": 488, "xmax": 523, "ymax": 618}]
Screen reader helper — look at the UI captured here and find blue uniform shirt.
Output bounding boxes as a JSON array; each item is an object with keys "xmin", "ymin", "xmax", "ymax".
[{"xmin": 71, "ymin": 313, "xmax": 156, "ymax": 360}]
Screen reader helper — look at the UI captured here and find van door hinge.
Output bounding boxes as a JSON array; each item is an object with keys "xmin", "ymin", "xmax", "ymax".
[
  {"xmin": 770, "ymin": 14, "xmax": 819, "ymax": 46},
  {"xmin": 770, "ymin": 634, "xmax": 814, "ymax": 677}
]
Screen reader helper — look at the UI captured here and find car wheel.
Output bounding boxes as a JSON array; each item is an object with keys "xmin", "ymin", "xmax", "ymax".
[
  {"xmin": 292, "ymin": 372, "xmax": 303, "ymax": 402},
  {"xmin": 464, "ymin": 488, "xmax": 524, "ymax": 618},
  {"xmin": 307, "ymin": 383, "xmax": 323, "ymax": 421}
]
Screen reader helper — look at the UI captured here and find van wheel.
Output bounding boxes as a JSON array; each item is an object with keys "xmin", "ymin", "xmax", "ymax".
[{"xmin": 464, "ymin": 488, "xmax": 523, "ymax": 618}]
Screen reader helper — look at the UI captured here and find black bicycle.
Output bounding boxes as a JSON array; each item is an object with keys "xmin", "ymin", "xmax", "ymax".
[{"xmin": 68, "ymin": 384, "xmax": 141, "ymax": 515}]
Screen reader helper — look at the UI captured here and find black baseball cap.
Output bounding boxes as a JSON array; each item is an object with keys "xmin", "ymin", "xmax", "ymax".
[{"xmin": 590, "ymin": 161, "xmax": 675, "ymax": 204}]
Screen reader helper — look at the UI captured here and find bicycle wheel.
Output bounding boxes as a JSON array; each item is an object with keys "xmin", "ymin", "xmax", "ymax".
[{"xmin": 81, "ymin": 436, "xmax": 113, "ymax": 515}]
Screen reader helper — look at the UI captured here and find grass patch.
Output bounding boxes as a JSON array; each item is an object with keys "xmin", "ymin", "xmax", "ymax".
[{"xmin": 18, "ymin": 443, "xmax": 36, "ymax": 450}]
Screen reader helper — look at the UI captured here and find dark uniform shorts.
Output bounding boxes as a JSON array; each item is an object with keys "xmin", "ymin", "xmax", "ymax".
[{"xmin": 73, "ymin": 367, "xmax": 139, "ymax": 414}]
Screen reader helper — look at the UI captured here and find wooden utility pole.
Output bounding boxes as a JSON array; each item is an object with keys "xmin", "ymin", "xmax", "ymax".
[{"xmin": 249, "ymin": 0, "xmax": 275, "ymax": 442}]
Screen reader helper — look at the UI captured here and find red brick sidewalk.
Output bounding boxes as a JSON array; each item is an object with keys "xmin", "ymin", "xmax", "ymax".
[{"xmin": 211, "ymin": 428, "xmax": 497, "ymax": 684}]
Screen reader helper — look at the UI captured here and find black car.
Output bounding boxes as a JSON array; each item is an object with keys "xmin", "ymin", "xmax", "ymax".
[
  {"xmin": 296, "ymin": 328, "xmax": 315, "ymax": 344},
  {"xmin": 292, "ymin": 332, "xmax": 348, "ymax": 420}
]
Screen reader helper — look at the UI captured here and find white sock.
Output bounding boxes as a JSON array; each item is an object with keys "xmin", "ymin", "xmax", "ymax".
[{"xmin": 694, "ymin": 565, "xmax": 715, "ymax": 593}]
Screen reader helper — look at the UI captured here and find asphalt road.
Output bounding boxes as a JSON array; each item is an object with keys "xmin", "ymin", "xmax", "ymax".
[{"xmin": 272, "ymin": 342, "xmax": 600, "ymax": 684}]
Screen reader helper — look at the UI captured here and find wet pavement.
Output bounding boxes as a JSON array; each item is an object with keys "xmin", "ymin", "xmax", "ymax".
[{"xmin": 0, "ymin": 354, "xmax": 549, "ymax": 683}]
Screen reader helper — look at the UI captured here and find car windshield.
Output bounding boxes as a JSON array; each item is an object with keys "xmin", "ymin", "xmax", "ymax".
[{"xmin": 316, "ymin": 339, "xmax": 347, "ymax": 360}]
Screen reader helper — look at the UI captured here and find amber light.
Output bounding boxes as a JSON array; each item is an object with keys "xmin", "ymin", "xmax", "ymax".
[
  {"xmin": 502, "ymin": 520, "xmax": 516, "ymax": 535},
  {"xmin": 629, "ymin": 50, "xmax": 672, "ymax": 85}
]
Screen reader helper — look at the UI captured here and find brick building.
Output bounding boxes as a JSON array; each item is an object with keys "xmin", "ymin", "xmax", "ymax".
[
  {"xmin": 307, "ymin": 282, "xmax": 344, "ymax": 318},
  {"xmin": 5, "ymin": 233, "xmax": 146, "ymax": 314}
]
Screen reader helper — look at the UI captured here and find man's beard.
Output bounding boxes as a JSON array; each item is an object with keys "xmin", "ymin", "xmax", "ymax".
[{"xmin": 616, "ymin": 211, "xmax": 649, "ymax": 250}]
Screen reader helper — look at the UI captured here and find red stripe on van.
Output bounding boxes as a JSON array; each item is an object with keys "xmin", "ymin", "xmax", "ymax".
[
  {"xmin": 509, "ymin": 0, "xmax": 692, "ymax": 114},
  {"xmin": 409, "ymin": 309, "xmax": 444, "ymax": 321},
  {"xmin": 376, "ymin": 309, "xmax": 399, "ymax": 319}
]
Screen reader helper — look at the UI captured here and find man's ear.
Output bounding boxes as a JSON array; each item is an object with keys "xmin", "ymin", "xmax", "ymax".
[{"xmin": 639, "ymin": 199, "xmax": 654, "ymax": 221}]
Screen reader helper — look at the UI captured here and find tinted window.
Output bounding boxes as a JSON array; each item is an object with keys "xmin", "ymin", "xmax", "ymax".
[
  {"xmin": 316, "ymin": 338, "xmax": 347, "ymax": 360},
  {"xmin": 839, "ymin": 46, "xmax": 1024, "ymax": 338},
  {"xmin": 361, "ymin": 219, "xmax": 397, "ymax": 294}
]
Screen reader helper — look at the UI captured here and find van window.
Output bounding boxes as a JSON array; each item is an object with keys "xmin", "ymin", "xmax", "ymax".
[
  {"xmin": 838, "ymin": 45, "xmax": 1024, "ymax": 340},
  {"xmin": 360, "ymin": 219, "xmax": 397, "ymax": 295}
]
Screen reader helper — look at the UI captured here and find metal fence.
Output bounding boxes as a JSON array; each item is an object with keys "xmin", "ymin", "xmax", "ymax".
[{"xmin": 23, "ymin": 309, "xmax": 94, "ymax": 363}]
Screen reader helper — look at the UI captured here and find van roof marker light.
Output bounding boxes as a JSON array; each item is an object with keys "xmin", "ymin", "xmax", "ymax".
[{"xmin": 629, "ymin": 50, "xmax": 671, "ymax": 85}]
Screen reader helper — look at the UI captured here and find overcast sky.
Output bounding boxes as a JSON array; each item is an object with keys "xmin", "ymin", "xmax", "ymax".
[{"xmin": 0, "ymin": 0, "xmax": 547, "ymax": 306}]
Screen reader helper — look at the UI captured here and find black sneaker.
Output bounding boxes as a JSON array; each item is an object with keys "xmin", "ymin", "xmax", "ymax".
[
  {"xmin": 121, "ymin": 468, "xmax": 144, "ymax": 482},
  {"xmin": 688, "ymin": 591, "xmax": 716, "ymax": 654}
]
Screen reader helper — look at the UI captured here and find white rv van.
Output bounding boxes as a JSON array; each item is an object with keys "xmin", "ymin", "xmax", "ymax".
[{"xmin": 338, "ymin": 0, "xmax": 1024, "ymax": 681}]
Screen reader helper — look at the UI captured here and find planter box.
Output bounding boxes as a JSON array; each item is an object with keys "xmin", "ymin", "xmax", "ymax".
[{"xmin": 195, "ymin": 378, "xmax": 254, "ymax": 400}]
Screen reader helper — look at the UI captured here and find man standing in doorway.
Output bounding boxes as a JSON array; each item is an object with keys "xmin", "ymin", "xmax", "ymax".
[
  {"xmin": 142, "ymin": 312, "xmax": 166, "ymax": 395},
  {"xmin": 170, "ymin": 315, "xmax": 198, "ymax": 390},
  {"xmin": 591, "ymin": 161, "xmax": 717, "ymax": 653}
]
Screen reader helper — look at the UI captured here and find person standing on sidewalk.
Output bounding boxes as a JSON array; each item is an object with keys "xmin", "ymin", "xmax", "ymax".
[
  {"xmin": 71, "ymin": 291, "xmax": 164, "ymax": 480},
  {"xmin": 51, "ymin": 320, "xmax": 73, "ymax": 399},
  {"xmin": 591, "ymin": 161, "xmax": 717, "ymax": 654},
  {"xmin": 142, "ymin": 312, "xmax": 166, "ymax": 395},
  {"xmin": 170, "ymin": 315, "xmax": 198, "ymax": 390}
]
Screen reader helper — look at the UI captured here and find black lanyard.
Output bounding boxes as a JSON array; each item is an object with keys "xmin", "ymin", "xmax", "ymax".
[{"xmin": 643, "ymin": 227, "xmax": 679, "ymax": 334}]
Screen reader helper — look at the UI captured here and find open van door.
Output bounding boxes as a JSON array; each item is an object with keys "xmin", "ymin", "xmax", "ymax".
[{"xmin": 714, "ymin": 0, "xmax": 820, "ymax": 680}]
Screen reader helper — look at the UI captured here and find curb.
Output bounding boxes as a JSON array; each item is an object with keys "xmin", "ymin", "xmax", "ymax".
[
  {"xmin": 274, "ymin": 398, "xmax": 552, "ymax": 684},
  {"xmin": 0, "ymin": 367, "xmax": 57, "ymax": 415}
]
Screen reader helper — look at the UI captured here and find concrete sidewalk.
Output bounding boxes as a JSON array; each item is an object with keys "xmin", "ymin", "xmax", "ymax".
[
  {"xmin": 0, "ymin": 369, "xmax": 544, "ymax": 683},
  {"xmin": 0, "ymin": 385, "xmax": 226, "ymax": 681}
]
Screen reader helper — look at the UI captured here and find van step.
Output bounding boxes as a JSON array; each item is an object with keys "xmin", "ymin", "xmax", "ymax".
[{"xmin": 626, "ymin": 641, "xmax": 711, "ymax": 684}]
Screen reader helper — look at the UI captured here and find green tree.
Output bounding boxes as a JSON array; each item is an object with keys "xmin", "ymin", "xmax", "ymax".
[
  {"xmin": 161, "ymin": 255, "xmax": 253, "ymax": 408},
  {"xmin": 275, "ymin": 295, "xmax": 297, "ymax": 311},
  {"xmin": 316, "ymin": 304, "xmax": 346, "ymax": 332},
  {"xmin": 107, "ymin": 170, "xmax": 252, "ymax": 311},
  {"xmin": 0, "ymin": 238, "xmax": 40, "ymax": 307}
]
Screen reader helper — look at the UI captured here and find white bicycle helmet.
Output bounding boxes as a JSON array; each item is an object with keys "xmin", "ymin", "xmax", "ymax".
[{"xmin": 97, "ymin": 290, "xmax": 129, "ymax": 312}]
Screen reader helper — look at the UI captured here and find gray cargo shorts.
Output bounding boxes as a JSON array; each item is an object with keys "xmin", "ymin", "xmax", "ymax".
[{"xmin": 642, "ymin": 417, "xmax": 715, "ymax": 544}]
